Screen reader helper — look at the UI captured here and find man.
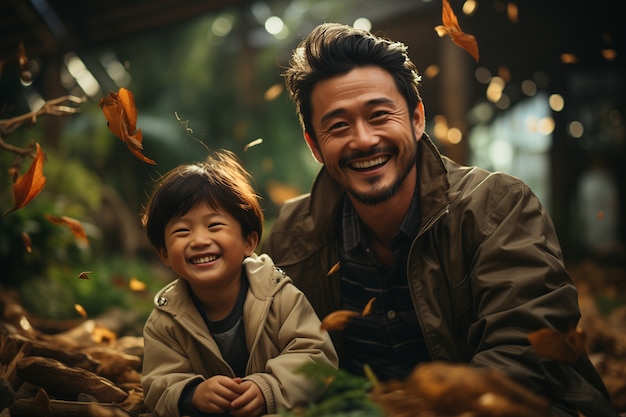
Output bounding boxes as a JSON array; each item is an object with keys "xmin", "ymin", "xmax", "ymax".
[{"xmin": 261, "ymin": 22, "xmax": 618, "ymax": 416}]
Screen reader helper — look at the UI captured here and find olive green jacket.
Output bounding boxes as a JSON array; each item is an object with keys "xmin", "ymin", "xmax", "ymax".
[
  {"xmin": 261, "ymin": 135, "xmax": 617, "ymax": 417},
  {"xmin": 141, "ymin": 253, "xmax": 338, "ymax": 417}
]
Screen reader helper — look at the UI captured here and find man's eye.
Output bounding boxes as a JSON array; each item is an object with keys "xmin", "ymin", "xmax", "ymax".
[
  {"xmin": 329, "ymin": 121, "xmax": 348, "ymax": 131},
  {"xmin": 371, "ymin": 110, "xmax": 388, "ymax": 119}
]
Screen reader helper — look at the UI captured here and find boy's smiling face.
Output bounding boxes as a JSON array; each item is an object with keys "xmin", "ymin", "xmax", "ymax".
[{"xmin": 158, "ymin": 202, "xmax": 257, "ymax": 292}]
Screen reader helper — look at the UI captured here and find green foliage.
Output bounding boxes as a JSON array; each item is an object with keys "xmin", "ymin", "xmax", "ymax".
[
  {"xmin": 18, "ymin": 255, "xmax": 168, "ymax": 327},
  {"xmin": 282, "ymin": 363, "xmax": 384, "ymax": 417}
]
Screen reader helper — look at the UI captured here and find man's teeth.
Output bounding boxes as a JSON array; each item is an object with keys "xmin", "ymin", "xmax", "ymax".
[
  {"xmin": 191, "ymin": 255, "xmax": 218, "ymax": 264},
  {"xmin": 350, "ymin": 156, "xmax": 388, "ymax": 169}
]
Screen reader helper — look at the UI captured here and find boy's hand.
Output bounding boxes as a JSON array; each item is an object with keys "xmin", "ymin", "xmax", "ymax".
[
  {"xmin": 230, "ymin": 380, "xmax": 266, "ymax": 417},
  {"xmin": 192, "ymin": 376, "xmax": 244, "ymax": 413}
]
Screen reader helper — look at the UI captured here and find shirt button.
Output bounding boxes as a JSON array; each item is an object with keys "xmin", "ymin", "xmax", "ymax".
[{"xmin": 387, "ymin": 310, "xmax": 396, "ymax": 320}]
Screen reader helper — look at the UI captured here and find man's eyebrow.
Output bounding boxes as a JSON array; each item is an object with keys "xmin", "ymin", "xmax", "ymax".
[
  {"xmin": 320, "ymin": 108, "xmax": 345, "ymax": 124},
  {"xmin": 319, "ymin": 97, "xmax": 394, "ymax": 124}
]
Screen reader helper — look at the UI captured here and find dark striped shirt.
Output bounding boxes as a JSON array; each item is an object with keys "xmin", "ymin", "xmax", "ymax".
[{"xmin": 339, "ymin": 190, "xmax": 431, "ymax": 381}]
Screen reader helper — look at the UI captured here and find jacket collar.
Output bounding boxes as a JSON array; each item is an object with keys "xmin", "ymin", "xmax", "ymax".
[{"xmin": 152, "ymin": 253, "xmax": 289, "ymax": 313}]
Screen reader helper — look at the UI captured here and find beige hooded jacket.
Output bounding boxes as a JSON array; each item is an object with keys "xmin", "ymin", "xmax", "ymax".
[{"xmin": 141, "ymin": 253, "xmax": 338, "ymax": 417}]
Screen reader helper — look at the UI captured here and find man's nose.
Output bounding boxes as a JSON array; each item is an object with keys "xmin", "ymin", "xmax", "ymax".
[{"xmin": 351, "ymin": 120, "xmax": 379, "ymax": 148}]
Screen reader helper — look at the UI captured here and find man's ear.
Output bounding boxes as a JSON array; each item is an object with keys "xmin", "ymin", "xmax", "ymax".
[
  {"xmin": 304, "ymin": 131, "xmax": 323, "ymax": 164},
  {"xmin": 413, "ymin": 101, "xmax": 426, "ymax": 141},
  {"xmin": 156, "ymin": 247, "xmax": 170, "ymax": 267}
]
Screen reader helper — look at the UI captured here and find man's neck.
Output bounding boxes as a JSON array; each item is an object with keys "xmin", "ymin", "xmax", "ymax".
[{"xmin": 350, "ymin": 167, "xmax": 417, "ymax": 250}]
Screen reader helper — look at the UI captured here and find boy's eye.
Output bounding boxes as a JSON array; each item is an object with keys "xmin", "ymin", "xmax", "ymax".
[{"xmin": 208, "ymin": 222, "xmax": 224, "ymax": 229}]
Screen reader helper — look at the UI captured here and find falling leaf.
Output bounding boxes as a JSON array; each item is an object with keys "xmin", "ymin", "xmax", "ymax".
[
  {"xmin": 362, "ymin": 297, "xmax": 376, "ymax": 316},
  {"xmin": 560, "ymin": 53, "xmax": 578, "ymax": 64},
  {"xmin": 264, "ymin": 83, "xmax": 283, "ymax": 101},
  {"xmin": 44, "ymin": 214, "xmax": 89, "ymax": 244},
  {"xmin": 244, "ymin": 138, "xmax": 263, "ymax": 152},
  {"xmin": 266, "ymin": 180, "xmax": 302, "ymax": 206},
  {"xmin": 75, "ymin": 304, "xmax": 88, "ymax": 318},
  {"xmin": 327, "ymin": 261, "xmax": 341, "ymax": 276},
  {"xmin": 99, "ymin": 88, "xmax": 156, "ymax": 165},
  {"xmin": 22, "ymin": 231, "xmax": 32, "ymax": 253},
  {"xmin": 320, "ymin": 310, "xmax": 360, "ymax": 331},
  {"xmin": 528, "ymin": 327, "xmax": 586, "ymax": 364},
  {"xmin": 4, "ymin": 143, "xmax": 47, "ymax": 218},
  {"xmin": 78, "ymin": 271, "xmax": 92, "ymax": 280},
  {"xmin": 434, "ymin": 0, "xmax": 479, "ymax": 62},
  {"xmin": 129, "ymin": 277, "xmax": 147, "ymax": 291},
  {"xmin": 507, "ymin": 2, "xmax": 519, "ymax": 23}
]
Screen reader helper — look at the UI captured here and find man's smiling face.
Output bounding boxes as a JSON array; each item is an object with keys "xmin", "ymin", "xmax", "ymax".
[{"xmin": 308, "ymin": 66, "xmax": 424, "ymax": 205}]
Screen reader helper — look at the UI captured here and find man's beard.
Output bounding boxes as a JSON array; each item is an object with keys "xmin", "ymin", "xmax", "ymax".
[{"xmin": 346, "ymin": 144, "xmax": 416, "ymax": 206}]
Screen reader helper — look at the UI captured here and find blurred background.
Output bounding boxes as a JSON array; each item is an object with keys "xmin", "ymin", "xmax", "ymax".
[{"xmin": 1, "ymin": 0, "xmax": 624, "ymax": 332}]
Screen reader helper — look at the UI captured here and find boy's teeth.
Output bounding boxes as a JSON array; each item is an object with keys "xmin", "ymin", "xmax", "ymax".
[{"xmin": 191, "ymin": 255, "xmax": 217, "ymax": 264}]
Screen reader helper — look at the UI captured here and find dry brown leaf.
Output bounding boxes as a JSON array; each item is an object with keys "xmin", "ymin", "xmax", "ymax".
[
  {"xmin": 45, "ymin": 214, "xmax": 89, "ymax": 244},
  {"xmin": 129, "ymin": 277, "xmax": 146, "ymax": 292},
  {"xmin": 22, "ymin": 231, "xmax": 33, "ymax": 253},
  {"xmin": 321, "ymin": 298, "xmax": 377, "ymax": 331},
  {"xmin": 4, "ymin": 143, "xmax": 47, "ymax": 218},
  {"xmin": 528, "ymin": 327, "xmax": 586, "ymax": 364},
  {"xmin": 75, "ymin": 304, "xmax": 88, "ymax": 318},
  {"xmin": 362, "ymin": 297, "xmax": 376, "ymax": 316},
  {"xmin": 78, "ymin": 271, "xmax": 92, "ymax": 280},
  {"xmin": 327, "ymin": 261, "xmax": 341, "ymax": 276},
  {"xmin": 320, "ymin": 310, "xmax": 360, "ymax": 331},
  {"xmin": 99, "ymin": 88, "xmax": 156, "ymax": 165},
  {"xmin": 266, "ymin": 180, "xmax": 302, "ymax": 206},
  {"xmin": 434, "ymin": 0, "xmax": 479, "ymax": 62}
]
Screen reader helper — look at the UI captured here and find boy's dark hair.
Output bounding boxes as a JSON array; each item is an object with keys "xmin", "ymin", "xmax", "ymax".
[
  {"xmin": 141, "ymin": 149, "xmax": 263, "ymax": 251},
  {"xmin": 283, "ymin": 22, "xmax": 422, "ymax": 142}
]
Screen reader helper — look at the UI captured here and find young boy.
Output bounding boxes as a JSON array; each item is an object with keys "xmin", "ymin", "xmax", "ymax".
[{"xmin": 140, "ymin": 149, "xmax": 338, "ymax": 417}]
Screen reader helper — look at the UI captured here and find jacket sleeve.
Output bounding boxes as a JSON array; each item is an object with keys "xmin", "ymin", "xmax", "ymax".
[
  {"xmin": 141, "ymin": 310, "xmax": 205, "ymax": 417},
  {"xmin": 243, "ymin": 283, "xmax": 339, "ymax": 414},
  {"xmin": 465, "ymin": 176, "xmax": 616, "ymax": 416}
]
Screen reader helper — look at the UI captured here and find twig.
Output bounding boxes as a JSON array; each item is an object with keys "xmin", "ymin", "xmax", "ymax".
[{"xmin": 0, "ymin": 95, "xmax": 86, "ymax": 136}]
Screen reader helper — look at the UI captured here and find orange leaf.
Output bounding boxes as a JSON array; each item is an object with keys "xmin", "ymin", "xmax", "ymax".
[
  {"xmin": 528, "ymin": 327, "xmax": 586, "ymax": 364},
  {"xmin": 434, "ymin": 0, "xmax": 479, "ymax": 62},
  {"xmin": 74, "ymin": 303, "xmax": 88, "ymax": 319},
  {"xmin": 45, "ymin": 214, "xmax": 89, "ymax": 244},
  {"xmin": 22, "ymin": 231, "xmax": 33, "ymax": 253},
  {"xmin": 320, "ymin": 310, "xmax": 360, "ymax": 331},
  {"xmin": 129, "ymin": 277, "xmax": 147, "ymax": 291},
  {"xmin": 362, "ymin": 297, "xmax": 376, "ymax": 316},
  {"xmin": 99, "ymin": 88, "xmax": 156, "ymax": 165},
  {"xmin": 4, "ymin": 143, "xmax": 47, "ymax": 217},
  {"xmin": 327, "ymin": 261, "xmax": 341, "ymax": 276}
]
